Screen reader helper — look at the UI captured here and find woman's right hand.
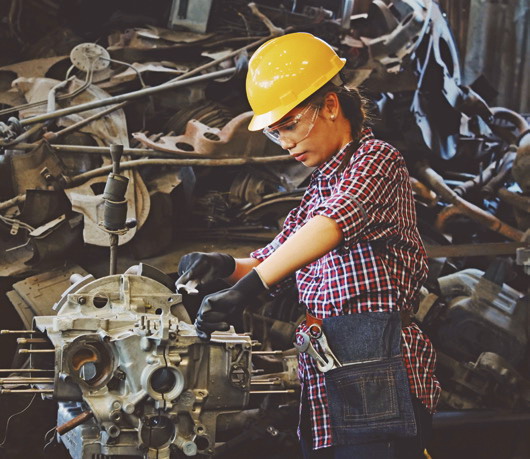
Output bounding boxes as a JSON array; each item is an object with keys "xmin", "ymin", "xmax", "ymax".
[{"xmin": 175, "ymin": 252, "xmax": 235, "ymax": 292}]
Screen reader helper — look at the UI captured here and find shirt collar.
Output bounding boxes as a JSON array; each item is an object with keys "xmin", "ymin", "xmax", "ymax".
[{"xmin": 314, "ymin": 127, "xmax": 374, "ymax": 178}]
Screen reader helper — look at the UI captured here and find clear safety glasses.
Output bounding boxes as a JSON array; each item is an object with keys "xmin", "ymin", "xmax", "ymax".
[{"xmin": 263, "ymin": 104, "xmax": 320, "ymax": 146}]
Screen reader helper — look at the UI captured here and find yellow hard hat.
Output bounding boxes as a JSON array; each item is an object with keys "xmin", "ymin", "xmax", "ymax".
[{"xmin": 246, "ymin": 32, "xmax": 346, "ymax": 131}]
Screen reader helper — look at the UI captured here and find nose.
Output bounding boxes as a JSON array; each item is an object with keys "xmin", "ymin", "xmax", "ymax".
[{"xmin": 279, "ymin": 136, "xmax": 296, "ymax": 150}]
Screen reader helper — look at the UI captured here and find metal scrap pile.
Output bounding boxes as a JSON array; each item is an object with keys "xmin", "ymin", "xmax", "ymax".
[{"xmin": 0, "ymin": 0, "xmax": 529, "ymax": 457}]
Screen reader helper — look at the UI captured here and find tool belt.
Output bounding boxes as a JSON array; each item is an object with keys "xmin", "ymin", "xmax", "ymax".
[{"xmin": 306, "ymin": 308, "xmax": 413, "ymax": 328}]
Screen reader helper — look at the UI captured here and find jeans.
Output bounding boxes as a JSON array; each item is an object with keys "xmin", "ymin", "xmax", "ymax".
[
  {"xmin": 300, "ymin": 396, "xmax": 432, "ymax": 459},
  {"xmin": 322, "ymin": 312, "xmax": 416, "ymax": 445}
]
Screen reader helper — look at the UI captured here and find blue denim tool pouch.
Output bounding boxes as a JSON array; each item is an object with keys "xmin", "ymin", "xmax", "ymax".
[{"xmin": 322, "ymin": 311, "xmax": 417, "ymax": 445}]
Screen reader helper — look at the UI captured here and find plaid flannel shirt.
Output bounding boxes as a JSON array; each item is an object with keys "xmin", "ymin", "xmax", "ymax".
[{"xmin": 251, "ymin": 128, "xmax": 441, "ymax": 450}]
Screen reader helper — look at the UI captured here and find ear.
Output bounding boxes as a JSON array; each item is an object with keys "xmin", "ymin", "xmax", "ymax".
[{"xmin": 323, "ymin": 92, "xmax": 340, "ymax": 118}]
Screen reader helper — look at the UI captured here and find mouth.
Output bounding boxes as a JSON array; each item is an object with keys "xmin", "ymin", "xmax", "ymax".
[{"xmin": 290, "ymin": 152, "xmax": 307, "ymax": 162}]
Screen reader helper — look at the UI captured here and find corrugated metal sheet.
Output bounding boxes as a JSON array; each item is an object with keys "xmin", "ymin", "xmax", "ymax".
[{"xmin": 438, "ymin": 0, "xmax": 529, "ymax": 113}]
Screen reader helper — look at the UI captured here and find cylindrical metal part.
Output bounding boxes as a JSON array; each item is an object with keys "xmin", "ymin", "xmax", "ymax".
[
  {"xmin": 103, "ymin": 173, "xmax": 129, "ymax": 201},
  {"xmin": 109, "ymin": 233, "xmax": 119, "ymax": 276},
  {"xmin": 18, "ymin": 349, "xmax": 55, "ymax": 354},
  {"xmin": 16, "ymin": 338, "xmax": 48, "ymax": 344},
  {"xmin": 0, "ymin": 378, "xmax": 54, "ymax": 383},
  {"xmin": 110, "ymin": 144, "xmax": 124, "ymax": 174},
  {"xmin": 249, "ymin": 390, "xmax": 296, "ymax": 394},
  {"xmin": 57, "ymin": 410, "xmax": 94, "ymax": 436},
  {"xmin": 251, "ymin": 351, "xmax": 284, "ymax": 355},
  {"xmin": 1, "ymin": 330, "xmax": 37, "ymax": 334},
  {"xmin": 0, "ymin": 389, "xmax": 54, "ymax": 394},
  {"xmin": 0, "ymin": 369, "xmax": 53, "ymax": 373},
  {"xmin": 103, "ymin": 199, "xmax": 128, "ymax": 231}
]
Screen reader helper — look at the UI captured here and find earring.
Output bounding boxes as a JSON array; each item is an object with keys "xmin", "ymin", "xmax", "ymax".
[{"xmin": 330, "ymin": 114, "xmax": 336, "ymax": 120}]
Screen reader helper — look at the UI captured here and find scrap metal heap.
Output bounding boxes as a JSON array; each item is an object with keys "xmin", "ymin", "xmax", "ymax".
[{"xmin": 0, "ymin": 0, "xmax": 529, "ymax": 457}]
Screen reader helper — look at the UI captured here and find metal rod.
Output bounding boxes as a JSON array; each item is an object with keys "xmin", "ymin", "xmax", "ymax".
[
  {"xmin": 1, "ymin": 330, "xmax": 37, "ymax": 334},
  {"xmin": 57, "ymin": 410, "xmax": 94, "ymax": 436},
  {"xmin": 19, "ymin": 68, "xmax": 236, "ymax": 127},
  {"xmin": 10, "ymin": 143, "xmax": 179, "ymax": 157},
  {"xmin": 0, "ymin": 194, "xmax": 26, "ymax": 212},
  {"xmin": 18, "ymin": 349, "xmax": 55, "ymax": 354},
  {"xmin": 250, "ymin": 380, "xmax": 282, "ymax": 385},
  {"xmin": 109, "ymin": 233, "xmax": 118, "ymax": 275},
  {"xmin": 17, "ymin": 338, "xmax": 48, "ymax": 344},
  {"xmin": 252, "ymin": 351, "xmax": 284, "ymax": 355},
  {"xmin": 0, "ymin": 378, "xmax": 54, "ymax": 384},
  {"xmin": 43, "ymin": 102, "xmax": 128, "ymax": 142},
  {"xmin": 0, "ymin": 153, "xmax": 293, "ymax": 211},
  {"xmin": 68, "ymin": 155, "xmax": 293, "ymax": 185},
  {"xmin": 249, "ymin": 390, "xmax": 296, "ymax": 394},
  {"xmin": 0, "ymin": 389, "xmax": 54, "ymax": 394},
  {"xmin": 0, "ymin": 369, "xmax": 53, "ymax": 373}
]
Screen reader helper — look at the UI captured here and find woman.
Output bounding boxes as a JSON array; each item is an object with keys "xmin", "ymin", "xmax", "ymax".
[{"xmin": 177, "ymin": 32, "xmax": 440, "ymax": 458}]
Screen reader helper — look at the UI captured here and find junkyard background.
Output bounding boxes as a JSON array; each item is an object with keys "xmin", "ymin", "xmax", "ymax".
[{"xmin": 0, "ymin": 1, "xmax": 529, "ymax": 458}]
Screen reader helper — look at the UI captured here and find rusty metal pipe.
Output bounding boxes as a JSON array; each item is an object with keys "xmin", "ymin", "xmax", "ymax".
[
  {"xmin": 416, "ymin": 163, "xmax": 524, "ymax": 241},
  {"xmin": 57, "ymin": 410, "xmax": 94, "ymax": 436}
]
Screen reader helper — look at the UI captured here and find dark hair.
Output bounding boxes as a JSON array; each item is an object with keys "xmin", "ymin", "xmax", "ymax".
[{"xmin": 303, "ymin": 81, "xmax": 369, "ymax": 142}]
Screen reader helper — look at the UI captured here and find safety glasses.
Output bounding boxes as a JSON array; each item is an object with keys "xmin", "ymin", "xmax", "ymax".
[{"xmin": 263, "ymin": 104, "xmax": 320, "ymax": 146}]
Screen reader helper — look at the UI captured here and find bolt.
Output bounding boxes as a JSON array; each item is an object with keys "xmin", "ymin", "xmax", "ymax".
[
  {"xmin": 182, "ymin": 441, "xmax": 197, "ymax": 456},
  {"xmin": 77, "ymin": 296, "xmax": 86, "ymax": 305}
]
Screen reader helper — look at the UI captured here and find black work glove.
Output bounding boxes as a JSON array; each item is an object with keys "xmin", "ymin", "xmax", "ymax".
[
  {"xmin": 195, "ymin": 269, "xmax": 267, "ymax": 339},
  {"xmin": 176, "ymin": 252, "xmax": 235, "ymax": 292}
]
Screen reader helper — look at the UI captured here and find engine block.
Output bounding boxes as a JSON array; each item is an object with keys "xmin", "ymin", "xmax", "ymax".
[{"xmin": 34, "ymin": 273, "xmax": 252, "ymax": 458}]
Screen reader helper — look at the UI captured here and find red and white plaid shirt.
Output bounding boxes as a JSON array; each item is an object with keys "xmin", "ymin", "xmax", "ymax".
[{"xmin": 251, "ymin": 128, "xmax": 441, "ymax": 450}]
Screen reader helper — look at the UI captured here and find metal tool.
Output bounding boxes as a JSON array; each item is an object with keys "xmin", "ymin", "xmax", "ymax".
[
  {"xmin": 308, "ymin": 324, "xmax": 342, "ymax": 371},
  {"xmin": 294, "ymin": 331, "xmax": 336, "ymax": 372},
  {"xmin": 175, "ymin": 279, "xmax": 199, "ymax": 295}
]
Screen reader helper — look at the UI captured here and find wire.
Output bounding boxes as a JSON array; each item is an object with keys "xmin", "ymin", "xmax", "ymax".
[
  {"xmin": 0, "ymin": 394, "xmax": 37, "ymax": 447},
  {"xmin": 100, "ymin": 57, "xmax": 147, "ymax": 88},
  {"xmin": 0, "ymin": 214, "xmax": 35, "ymax": 232},
  {"xmin": 42, "ymin": 426, "xmax": 57, "ymax": 452}
]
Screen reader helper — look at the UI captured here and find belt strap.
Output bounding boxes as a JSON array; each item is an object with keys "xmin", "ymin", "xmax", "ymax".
[{"xmin": 305, "ymin": 309, "xmax": 413, "ymax": 328}]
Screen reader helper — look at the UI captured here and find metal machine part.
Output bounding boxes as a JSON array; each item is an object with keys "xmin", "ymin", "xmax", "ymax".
[
  {"xmin": 69, "ymin": 43, "xmax": 111, "ymax": 73},
  {"xmin": 420, "ymin": 267, "xmax": 526, "ymax": 366},
  {"xmin": 33, "ymin": 273, "xmax": 253, "ymax": 458},
  {"xmin": 436, "ymin": 351, "xmax": 530, "ymax": 410}
]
